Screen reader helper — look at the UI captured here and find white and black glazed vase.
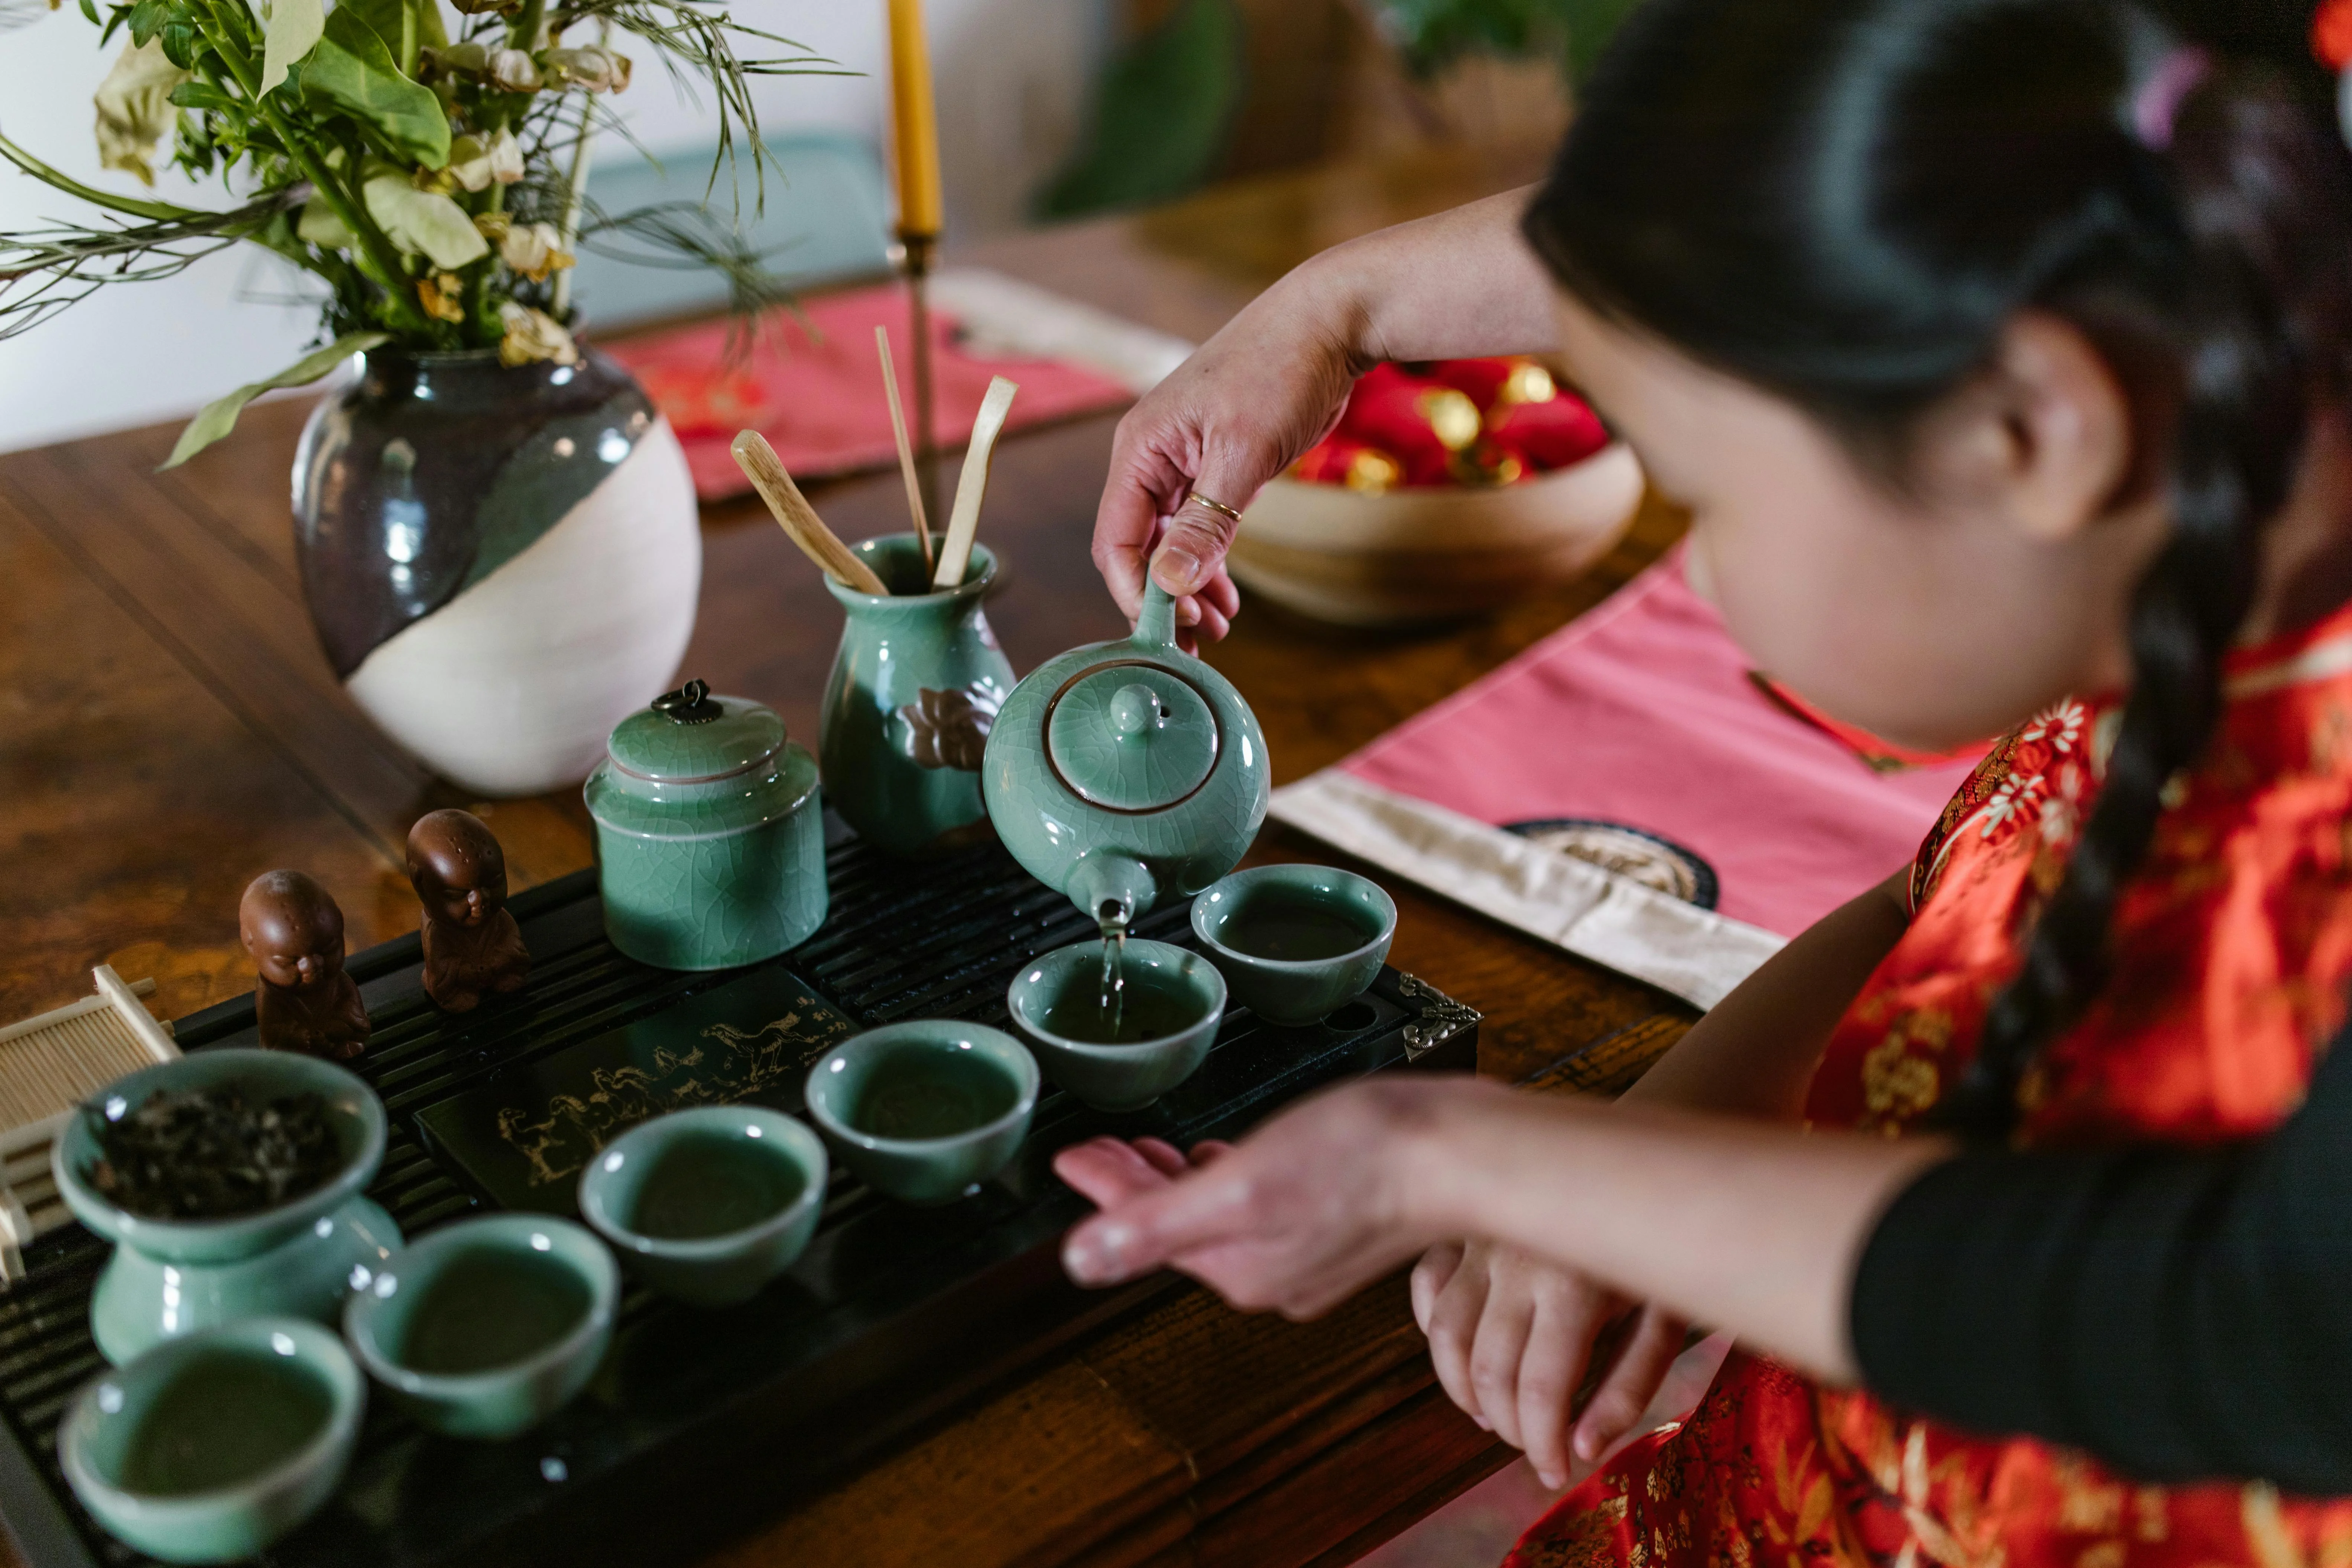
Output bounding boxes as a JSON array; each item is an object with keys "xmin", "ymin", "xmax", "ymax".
[{"xmin": 293, "ymin": 346, "xmax": 700, "ymax": 797}]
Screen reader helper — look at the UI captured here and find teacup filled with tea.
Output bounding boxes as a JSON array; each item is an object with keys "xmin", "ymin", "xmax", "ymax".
[
  {"xmin": 577, "ymin": 1106, "xmax": 829, "ymax": 1308},
  {"xmin": 59, "ymin": 1316, "xmax": 366, "ymax": 1564},
  {"xmin": 342, "ymin": 1214, "xmax": 617, "ymax": 1440},
  {"xmin": 1006, "ymin": 940, "xmax": 1226, "ymax": 1112},
  {"xmin": 1190, "ymin": 865, "xmax": 1398, "ymax": 1027},
  {"xmin": 802, "ymin": 1022, "xmax": 1039, "ymax": 1205}
]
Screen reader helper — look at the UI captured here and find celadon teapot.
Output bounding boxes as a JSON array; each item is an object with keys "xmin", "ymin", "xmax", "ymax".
[{"xmin": 982, "ymin": 582, "xmax": 1271, "ymax": 930}]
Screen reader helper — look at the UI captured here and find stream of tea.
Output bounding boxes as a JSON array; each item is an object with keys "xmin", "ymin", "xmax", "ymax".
[{"xmin": 1098, "ymin": 917, "xmax": 1127, "ymax": 1042}]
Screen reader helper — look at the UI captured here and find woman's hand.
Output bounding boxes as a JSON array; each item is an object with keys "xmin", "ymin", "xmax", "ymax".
[
  {"xmin": 1057, "ymin": 1077, "xmax": 1495, "ymax": 1315},
  {"xmin": 1093, "ymin": 267, "xmax": 1366, "ymax": 646},
  {"xmin": 1091, "ymin": 188, "xmax": 1564, "ymax": 644},
  {"xmin": 1412, "ymin": 1239, "xmax": 1689, "ymax": 1488}
]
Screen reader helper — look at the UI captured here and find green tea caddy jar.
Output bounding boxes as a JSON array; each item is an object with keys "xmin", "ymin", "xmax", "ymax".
[
  {"xmin": 585, "ymin": 681, "xmax": 827, "ymax": 969},
  {"xmin": 982, "ymin": 582, "xmax": 1271, "ymax": 928},
  {"xmin": 821, "ymin": 535, "xmax": 1016, "ymax": 857}
]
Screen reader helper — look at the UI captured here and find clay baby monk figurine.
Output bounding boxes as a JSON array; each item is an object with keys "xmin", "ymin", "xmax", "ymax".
[
  {"xmin": 406, "ymin": 809, "xmax": 531, "ymax": 1012},
  {"xmin": 240, "ymin": 870, "xmax": 370, "ymax": 1059}
]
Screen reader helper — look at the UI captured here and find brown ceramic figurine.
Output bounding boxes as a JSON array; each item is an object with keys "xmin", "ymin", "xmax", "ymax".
[
  {"xmin": 239, "ymin": 871, "xmax": 370, "ymax": 1059},
  {"xmin": 406, "ymin": 809, "xmax": 531, "ymax": 1012}
]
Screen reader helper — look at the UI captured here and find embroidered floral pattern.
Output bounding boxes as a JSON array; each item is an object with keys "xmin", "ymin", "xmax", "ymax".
[{"xmin": 1511, "ymin": 611, "xmax": 2352, "ymax": 1568}]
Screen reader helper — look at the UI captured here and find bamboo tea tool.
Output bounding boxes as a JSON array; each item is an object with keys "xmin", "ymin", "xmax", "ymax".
[
  {"xmin": 0, "ymin": 967, "xmax": 179, "ymax": 1286},
  {"xmin": 731, "ymin": 431, "xmax": 891, "ymax": 596},
  {"xmin": 932, "ymin": 376, "xmax": 1019, "ymax": 592},
  {"xmin": 875, "ymin": 325, "xmax": 935, "ymax": 577}
]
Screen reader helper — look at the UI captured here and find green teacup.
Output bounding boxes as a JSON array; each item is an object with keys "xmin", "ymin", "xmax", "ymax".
[
  {"xmin": 576, "ymin": 1106, "xmax": 829, "ymax": 1308},
  {"xmin": 803, "ymin": 1022, "xmax": 1039, "ymax": 1206},
  {"xmin": 343, "ymin": 1215, "xmax": 617, "ymax": 1441},
  {"xmin": 61, "ymin": 1316, "xmax": 364, "ymax": 1564},
  {"xmin": 1005, "ymin": 939, "xmax": 1225, "ymax": 1112},
  {"xmin": 1190, "ymin": 865, "xmax": 1398, "ymax": 1027}
]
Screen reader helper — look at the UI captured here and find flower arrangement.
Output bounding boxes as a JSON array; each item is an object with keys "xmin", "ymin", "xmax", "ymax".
[{"xmin": 0, "ymin": 0, "xmax": 834, "ymax": 460}]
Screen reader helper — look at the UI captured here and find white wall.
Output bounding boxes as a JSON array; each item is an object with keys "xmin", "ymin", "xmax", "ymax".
[{"xmin": 0, "ymin": 0, "xmax": 1106, "ymax": 451}]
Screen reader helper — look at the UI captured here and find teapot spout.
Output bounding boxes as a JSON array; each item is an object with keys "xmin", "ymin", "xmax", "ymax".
[{"xmin": 1070, "ymin": 853, "xmax": 1159, "ymax": 935}]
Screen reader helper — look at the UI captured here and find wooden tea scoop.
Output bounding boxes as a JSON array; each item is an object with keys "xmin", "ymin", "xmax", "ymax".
[
  {"xmin": 932, "ymin": 375, "xmax": 1019, "ymax": 591},
  {"xmin": 731, "ymin": 431, "xmax": 890, "ymax": 596},
  {"xmin": 874, "ymin": 326, "xmax": 935, "ymax": 578}
]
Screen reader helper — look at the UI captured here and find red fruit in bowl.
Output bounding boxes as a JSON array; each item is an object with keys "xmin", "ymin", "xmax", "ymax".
[{"xmin": 1488, "ymin": 394, "xmax": 1610, "ymax": 471}]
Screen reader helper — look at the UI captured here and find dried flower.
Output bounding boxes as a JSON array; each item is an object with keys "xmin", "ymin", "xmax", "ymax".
[
  {"xmin": 92, "ymin": 39, "xmax": 188, "ymax": 187},
  {"xmin": 422, "ymin": 40, "xmax": 490, "ymax": 77},
  {"xmin": 362, "ymin": 168, "xmax": 490, "ymax": 270},
  {"xmin": 472, "ymin": 210, "xmax": 513, "ymax": 242},
  {"xmin": 498, "ymin": 221, "xmax": 575, "ymax": 282},
  {"xmin": 499, "ymin": 302, "xmax": 578, "ymax": 367},
  {"xmin": 545, "ymin": 45, "xmax": 632, "ymax": 92},
  {"xmin": 448, "ymin": 129, "xmax": 524, "ymax": 192},
  {"xmin": 416, "ymin": 273, "xmax": 467, "ymax": 323},
  {"xmin": 488, "ymin": 48, "xmax": 542, "ymax": 92}
]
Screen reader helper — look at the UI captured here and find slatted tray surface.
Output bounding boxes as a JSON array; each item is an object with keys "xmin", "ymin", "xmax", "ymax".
[{"xmin": 0, "ymin": 830, "xmax": 1475, "ymax": 1568}]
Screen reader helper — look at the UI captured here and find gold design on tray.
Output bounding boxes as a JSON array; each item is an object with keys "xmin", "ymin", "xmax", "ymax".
[{"xmin": 491, "ymin": 999, "xmax": 853, "ymax": 1186}]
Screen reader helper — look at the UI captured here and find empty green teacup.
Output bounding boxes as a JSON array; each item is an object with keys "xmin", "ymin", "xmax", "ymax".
[
  {"xmin": 803, "ymin": 1021, "xmax": 1039, "ymax": 1205},
  {"xmin": 343, "ymin": 1214, "xmax": 617, "ymax": 1440},
  {"xmin": 1006, "ymin": 939, "xmax": 1226, "ymax": 1111},
  {"xmin": 1190, "ymin": 865, "xmax": 1398, "ymax": 1027},
  {"xmin": 61, "ymin": 1316, "xmax": 364, "ymax": 1564},
  {"xmin": 576, "ymin": 1106, "xmax": 829, "ymax": 1307}
]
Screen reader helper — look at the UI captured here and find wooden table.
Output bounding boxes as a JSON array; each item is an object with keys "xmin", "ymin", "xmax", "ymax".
[{"xmin": 0, "ymin": 140, "xmax": 1694, "ymax": 1568}]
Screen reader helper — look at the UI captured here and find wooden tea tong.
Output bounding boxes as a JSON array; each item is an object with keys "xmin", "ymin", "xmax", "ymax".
[{"xmin": 730, "ymin": 364, "xmax": 1019, "ymax": 597}]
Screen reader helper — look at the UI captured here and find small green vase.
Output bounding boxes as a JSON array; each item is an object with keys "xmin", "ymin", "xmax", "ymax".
[{"xmin": 821, "ymin": 536, "xmax": 1016, "ymax": 857}]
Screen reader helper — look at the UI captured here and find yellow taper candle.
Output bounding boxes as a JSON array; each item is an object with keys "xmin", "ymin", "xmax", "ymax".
[{"xmin": 886, "ymin": 0, "xmax": 945, "ymax": 237}]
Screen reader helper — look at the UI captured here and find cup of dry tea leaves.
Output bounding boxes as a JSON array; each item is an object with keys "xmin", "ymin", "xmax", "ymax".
[{"xmin": 54, "ymin": 1049, "xmax": 402, "ymax": 1365}]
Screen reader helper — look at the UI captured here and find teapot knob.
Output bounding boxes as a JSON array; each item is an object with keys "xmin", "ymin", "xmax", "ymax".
[{"xmin": 1109, "ymin": 684, "xmax": 1162, "ymax": 736}]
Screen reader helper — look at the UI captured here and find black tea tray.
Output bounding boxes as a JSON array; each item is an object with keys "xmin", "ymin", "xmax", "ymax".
[{"xmin": 0, "ymin": 828, "xmax": 1479, "ymax": 1568}]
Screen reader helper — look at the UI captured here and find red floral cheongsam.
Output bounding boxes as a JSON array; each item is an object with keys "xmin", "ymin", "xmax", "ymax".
[{"xmin": 1508, "ymin": 603, "xmax": 2352, "ymax": 1568}]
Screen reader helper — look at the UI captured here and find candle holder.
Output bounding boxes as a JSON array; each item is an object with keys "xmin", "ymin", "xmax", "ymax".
[{"xmin": 894, "ymin": 227, "xmax": 944, "ymax": 533}]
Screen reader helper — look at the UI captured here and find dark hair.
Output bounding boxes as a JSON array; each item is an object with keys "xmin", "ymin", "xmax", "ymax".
[{"xmin": 1526, "ymin": 0, "xmax": 2352, "ymax": 1139}]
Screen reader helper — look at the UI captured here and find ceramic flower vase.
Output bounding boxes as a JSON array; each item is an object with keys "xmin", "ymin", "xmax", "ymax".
[
  {"xmin": 293, "ymin": 345, "xmax": 701, "ymax": 798},
  {"xmin": 821, "ymin": 536, "xmax": 1016, "ymax": 857}
]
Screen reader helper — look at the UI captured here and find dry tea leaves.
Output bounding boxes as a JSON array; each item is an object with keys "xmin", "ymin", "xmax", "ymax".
[{"xmin": 84, "ymin": 1087, "xmax": 343, "ymax": 1221}]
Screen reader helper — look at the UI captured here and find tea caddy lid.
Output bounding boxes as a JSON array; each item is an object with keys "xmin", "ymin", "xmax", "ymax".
[
  {"xmin": 604, "ymin": 681, "xmax": 785, "ymax": 784},
  {"xmin": 1043, "ymin": 663, "xmax": 1218, "ymax": 812}
]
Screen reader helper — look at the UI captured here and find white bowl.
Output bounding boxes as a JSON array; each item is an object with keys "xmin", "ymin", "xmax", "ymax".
[{"xmin": 1227, "ymin": 444, "xmax": 1645, "ymax": 628}]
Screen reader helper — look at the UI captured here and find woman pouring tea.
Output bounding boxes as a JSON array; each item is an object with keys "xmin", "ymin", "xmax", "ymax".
[{"xmin": 1060, "ymin": 0, "xmax": 2352, "ymax": 1559}]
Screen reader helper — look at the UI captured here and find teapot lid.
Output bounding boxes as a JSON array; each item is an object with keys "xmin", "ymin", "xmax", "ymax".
[
  {"xmin": 1045, "ymin": 663, "xmax": 1219, "ymax": 811},
  {"xmin": 606, "ymin": 680, "xmax": 786, "ymax": 783}
]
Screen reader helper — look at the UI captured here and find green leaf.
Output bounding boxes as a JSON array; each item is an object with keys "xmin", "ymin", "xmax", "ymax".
[
  {"xmin": 163, "ymin": 332, "xmax": 389, "ymax": 469},
  {"xmin": 362, "ymin": 170, "xmax": 486, "ymax": 267},
  {"xmin": 296, "ymin": 197, "xmax": 355, "ymax": 250},
  {"xmin": 169, "ymin": 80, "xmax": 238, "ymax": 112},
  {"xmin": 80, "ymin": 0, "xmax": 100, "ymax": 24},
  {"xmin": 296, "ymin": 7, "xmax": 449, "ymax": 167},
  {"xmin": 258, "ymin": 0, "xmax": 322, "ymax": 97},
  {"xmin": 340, "ymin": 0, "xmax": 444, "ymax": 59},
  {"xmin": 125, "ymin": 0, "xmax": 166, "ymax": 46},
  {"xmin": 158, "ymin": 17, "xmax": 199, "ymax": 67}
]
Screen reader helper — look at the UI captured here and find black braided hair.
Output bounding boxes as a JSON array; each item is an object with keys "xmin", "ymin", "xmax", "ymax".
[{"xmin": 1522, "ymin": 0, "xmax": 2352, "ymax": 1139}]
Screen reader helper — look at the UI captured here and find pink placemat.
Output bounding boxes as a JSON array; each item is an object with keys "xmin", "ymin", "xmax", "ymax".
[
  {"xmin": 603, "ymin": 282, "xmax": 1135, "ymax": 502},
  {"xmin": 1271, "ymin": 548, "xmax": 1986, "ymax": 1005}
]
